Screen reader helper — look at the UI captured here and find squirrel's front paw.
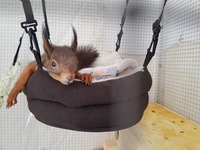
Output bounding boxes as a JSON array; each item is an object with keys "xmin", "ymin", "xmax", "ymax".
[
  {"xmin": 6, "ymin": 91, "xmax": 18, "ymax": 108},
  {"xmin": 80, "ymin": 74, "xmax": 93, "ymax": 85}
]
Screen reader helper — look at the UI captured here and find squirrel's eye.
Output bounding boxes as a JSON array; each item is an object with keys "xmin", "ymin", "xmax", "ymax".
[{"xmin": 51, "ymin": 60, "xmax": 57, "ymax": 68}]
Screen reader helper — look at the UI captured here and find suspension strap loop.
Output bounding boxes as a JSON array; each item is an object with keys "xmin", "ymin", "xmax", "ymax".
[
  {"xmin": 20, "ymin": 0, "xmax": 42, "ymax": 67},
  {"xmin": 42, "ymin": 0, "xmax": 50, "ymax": 40},
  {"xmin": 28, "ymin": 29, "xmax": 42, "ymax": 67},
  {"xmin": 115, "ymin": 0, "xmax": 130, "ymax": 52},
  {"xmin": 20, "ymin": 0, "xmax": 38, "ymax": 33},
  {"xmin": 143, "ymin": 0, "xmax": 167, "ymax": 67},
  {"xmin": 12, "ymin": 32, "xmax": 24, "ymax": 66}
]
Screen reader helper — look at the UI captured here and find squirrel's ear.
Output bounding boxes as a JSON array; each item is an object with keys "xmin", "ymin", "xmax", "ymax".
[
  {"xmin": 71, "ymin": 26, "xmax": 77, "ymax": 52},
  {"xmin": 43, "ymin": 38, "xmax": 53, "ymax": 59},
  {"xmin": 42, "ymin": 26, "xmax": 53, "ymax": 58}
]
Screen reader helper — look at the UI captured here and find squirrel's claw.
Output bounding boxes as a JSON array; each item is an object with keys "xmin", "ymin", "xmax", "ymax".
[{"xmin": 79, "ymin": 74, "xmax": 93, "ymax": 85}]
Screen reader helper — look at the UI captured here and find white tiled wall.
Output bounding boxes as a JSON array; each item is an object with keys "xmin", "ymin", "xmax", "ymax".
[{"xmin": 157, "ymin": 0, "xmax": 200, "ymax": 124}]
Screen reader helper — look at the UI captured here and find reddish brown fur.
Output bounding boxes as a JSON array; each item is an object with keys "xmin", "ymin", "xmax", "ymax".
[
  {"xmin": 6, "ymin": 61, "xmax": 37, "ymax": 108},
  {"xmin": 6, "ymin": 27, "xmax": 99, "ymax": 108}
]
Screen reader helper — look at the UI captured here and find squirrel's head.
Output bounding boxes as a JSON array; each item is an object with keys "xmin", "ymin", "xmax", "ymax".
[{"xmin": 42, "ymin": 27, "xmax": 78, "ymax": 85}]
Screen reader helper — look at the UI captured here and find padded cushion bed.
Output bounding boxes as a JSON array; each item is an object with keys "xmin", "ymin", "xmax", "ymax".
[{"xmin": 23, "ymin": 67, "xmax": 152, "ymax": 132}]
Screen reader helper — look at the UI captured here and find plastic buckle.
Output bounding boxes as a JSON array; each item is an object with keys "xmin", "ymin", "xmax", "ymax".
[{"xmin": 21, "ymin": 20, "xmax": 38, "ymax": 33}]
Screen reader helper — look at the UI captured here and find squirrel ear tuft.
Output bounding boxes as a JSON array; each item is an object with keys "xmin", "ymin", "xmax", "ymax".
[
  {"xmin": 42, "ymin": 25, "xmax": 53, "ymax": 58},
  {"xmin": 71, "ymin": 26, "xmax": 77, "ymax": 52}
]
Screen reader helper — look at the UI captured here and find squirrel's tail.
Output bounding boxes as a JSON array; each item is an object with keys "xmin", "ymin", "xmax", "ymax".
[{"xmin": 76, "ymin": 46, "xmax": 99, "ymax": 70}]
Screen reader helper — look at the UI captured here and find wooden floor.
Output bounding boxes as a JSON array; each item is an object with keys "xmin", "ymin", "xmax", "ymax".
[{"xmin": 117, "ymin": 103, "xmax": 200, "ymax": 150}]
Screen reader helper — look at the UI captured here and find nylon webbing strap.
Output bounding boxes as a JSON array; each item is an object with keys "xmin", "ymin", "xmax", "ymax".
[
  {"xmin": 21, "ymin": 0, "xmax": 35, "ymax": 23},
  {"xmin": 115, "ymin": 0, "xmax": 129, "ymax": 52},
  {"xmin": 158, "ymin": 0, "xmax": 168, "ymax": 24},
  {"xmin": 12, "ymin": 32, "xmax": 24, "ymax": 66},
  {"xmin": 29, "ymin": 29, "xmax": 42, "ymax": 67},
  {"xmin": 20, "ymin": 0, "xmax": 42, "ymax": 67},
  {"xmin": 143, "ymin": 0, "xmax": 167, "ymax": 67},
  {"xmin": 42, "ymin": 0, "xmax": 50, "ymax": 40}
]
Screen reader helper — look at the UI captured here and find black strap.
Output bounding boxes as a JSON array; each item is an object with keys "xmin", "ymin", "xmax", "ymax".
[
  {"xmin": 42, "ymin": 0, "xmax": 50, "ymax": 40},
  {"xmin": 21, "ymin": 0, "xmax": 35, "ymax": 23},
  {"xmin": 20, "ymin": 0, "xmax": 37, "ymax": 33},
  {"xmin": 28, "ymin": 29, "xmax": 42, "ymax": 67},
  {"xmin": 20, "ymin": 0, "xmax": 42, "ymax": 67},
  {"xmin": 143, "ymin": 0, "xmax": 167, "ymax": 67},
  {"xmin": 115, "ymin": 0, "xmax": 129, "ymax": 52},
  {"xmin": 12, "ymin": 32, "xmax": 24, "ymax": 66}
]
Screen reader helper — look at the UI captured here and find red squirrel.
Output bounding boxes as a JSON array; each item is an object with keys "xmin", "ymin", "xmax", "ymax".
[{"xmin": 6, "ymin": 27, "xmax": 99, "ymax": 108}]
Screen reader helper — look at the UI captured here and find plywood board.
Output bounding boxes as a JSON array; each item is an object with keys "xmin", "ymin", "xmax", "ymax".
[{"xmin": 117, "ymin": 103, "xmax": 200, "ymax": 150}]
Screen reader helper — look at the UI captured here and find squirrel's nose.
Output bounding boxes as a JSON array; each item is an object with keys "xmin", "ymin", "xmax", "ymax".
[{"xmin": 67, "ymin": 78, "xmax": 73, "ymax": 82}]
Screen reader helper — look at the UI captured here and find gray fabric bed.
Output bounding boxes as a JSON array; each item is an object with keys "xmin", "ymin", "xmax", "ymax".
[{"xmin": 24, "ymin": 67, "xmax": 151, "ymax": 132}]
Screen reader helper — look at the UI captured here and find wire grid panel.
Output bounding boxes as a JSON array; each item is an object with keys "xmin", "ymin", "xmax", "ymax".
[
  {"xmin": 0, "ymin": 0, "xmax": 161, "ymax": 149},
  {"xmin": 0, "ymin": 0, "xmax": 115, "ymax": 150},
  {"xmin": 157, "ymin": 0, "xmax": 200, "ymax": 124}
]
